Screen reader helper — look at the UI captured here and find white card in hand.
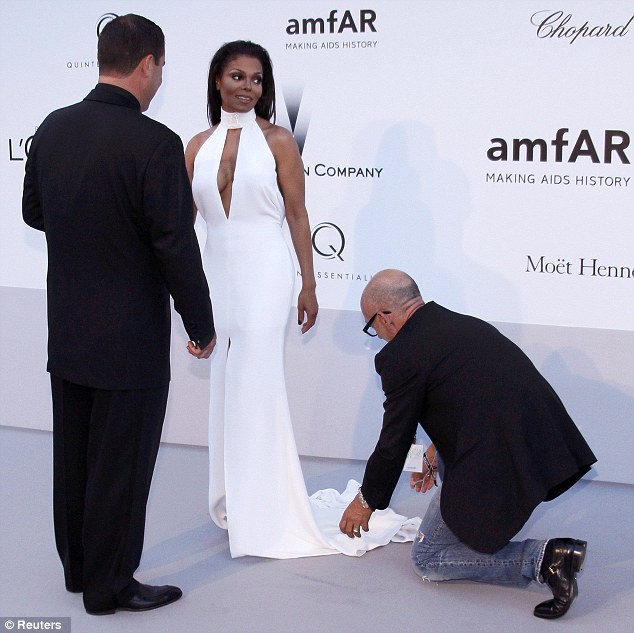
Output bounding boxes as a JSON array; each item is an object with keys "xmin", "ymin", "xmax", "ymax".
[{"xmin": 403, "ymin": 442, "xmax": 425, "ymax": 472}]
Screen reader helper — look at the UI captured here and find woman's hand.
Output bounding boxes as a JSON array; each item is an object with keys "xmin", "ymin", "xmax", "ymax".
[
  {"xmin": 297, "ymin": 286, "xmax": 318, "ymax": 333},
  {"xmin": 187, "ymin": 334, "xmax": 217, "ymax": 359}
]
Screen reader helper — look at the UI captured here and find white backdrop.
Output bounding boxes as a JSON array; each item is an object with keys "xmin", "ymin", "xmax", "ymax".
[{"xmin": 1, "ymin": 1, "xmax": 633, "ymax": 483}]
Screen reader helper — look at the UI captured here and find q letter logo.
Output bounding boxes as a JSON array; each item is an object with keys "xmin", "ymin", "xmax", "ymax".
[{"xmin": 312, "ymin": 223, "xmax": 345, "ymax": 261}]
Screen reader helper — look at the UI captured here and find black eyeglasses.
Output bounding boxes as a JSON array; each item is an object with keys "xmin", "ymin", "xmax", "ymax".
[{"xmin": 362, "ymin": 311, "xmax": 391, "ymax": 337}]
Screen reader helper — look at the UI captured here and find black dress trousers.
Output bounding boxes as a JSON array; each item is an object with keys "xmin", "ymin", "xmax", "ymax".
[{"xmin": 51, "ymin": 374, "xmax": 169, "ymax": 612}]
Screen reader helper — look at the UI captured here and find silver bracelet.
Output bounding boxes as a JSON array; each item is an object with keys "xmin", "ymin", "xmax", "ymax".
[{"xmin": 357, "ymin": 487, "xmax": 370, "ymax": 509}]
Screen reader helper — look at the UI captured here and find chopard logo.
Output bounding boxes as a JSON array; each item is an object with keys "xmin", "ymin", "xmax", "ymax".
[{"xmin": 530, "ymin": 10, "xmax": 633, "ymax": 43}]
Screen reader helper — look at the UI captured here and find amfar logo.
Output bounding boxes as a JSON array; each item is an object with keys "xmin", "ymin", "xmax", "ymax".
[
  {"xmin": 531, "ymin": 10, "xmax": 633, "ymax": 44},
  {"xmin": 487, "ymin": 128, "xmax": 630, "ymax": 164},
  {"xmin": 97, "ymin": 13, "xmax": 118, "ymax": 36},
  {"xmin": 312, "ymin": 223, "xmax": 345, "ymax": 261},
  {"xmin": 286, "ymin": 9, "xmax": 377, "ymax": 35}
]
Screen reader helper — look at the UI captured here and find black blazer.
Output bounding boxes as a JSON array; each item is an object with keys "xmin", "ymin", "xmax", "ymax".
[
  {"xmin": 361, "ymin": 302, "xmax": 596, "ymax": 553},
  {"xmin": 23, "ymin": 84, "xmax": 214, "ymax": 390}
]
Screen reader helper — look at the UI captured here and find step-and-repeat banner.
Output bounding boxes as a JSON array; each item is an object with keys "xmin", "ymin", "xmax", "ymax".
[{"xmin": 1, "ymin": 1, "xmax": 632, "ymax": 482}]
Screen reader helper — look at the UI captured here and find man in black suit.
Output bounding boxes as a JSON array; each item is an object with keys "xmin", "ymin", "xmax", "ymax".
[
  {"xmin": 22, "ymin": 15, "xmax": 214, "ymax": 615},
  {"xmin": 340, "ymin": 269, "xmax": 596, "ymax": 619}
]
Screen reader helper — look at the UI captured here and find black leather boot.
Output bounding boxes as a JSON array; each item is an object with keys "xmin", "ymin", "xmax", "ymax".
[{"xmin": 534, "ymin": 538, "xmax": 587, "ymax": 619}]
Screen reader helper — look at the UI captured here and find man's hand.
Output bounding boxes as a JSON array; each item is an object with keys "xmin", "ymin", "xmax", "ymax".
[
  {"xmin": 187, "ymin": 334, "xmax": 216, "ymax": 359},
  {"xmin": 339, "ymin": 494, "xmax": 373, "ymax": 538},
  {"xmin": 410, "ymin": 444, "xmax": 438, "ymax": 493},
  {"xmin": 409, "ymin": 470, "xmax": 436, "ymax": 494}
]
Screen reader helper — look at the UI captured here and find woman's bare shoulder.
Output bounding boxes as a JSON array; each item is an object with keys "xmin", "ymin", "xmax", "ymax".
[
  {"xmin": 258, "ymin": 120, "xmax": 298, "ymax": 155},
  {"xmin": 186, "ymin": 127, "xmax": 216, "ymax": 155}
]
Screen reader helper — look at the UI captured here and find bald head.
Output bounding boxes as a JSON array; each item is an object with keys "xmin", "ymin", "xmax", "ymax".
[
  {"xmin": 360, "ymin": 270, "xmax": 424, "ymax": 341},
  {"xmin": 361, "ymin": 269, "xmax": 423, "ymax": 315}
]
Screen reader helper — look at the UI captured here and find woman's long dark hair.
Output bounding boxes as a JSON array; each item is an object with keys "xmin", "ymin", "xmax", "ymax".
[{"xmin": 207, "ymin": 40, "xmax": 276, "ymax": 125}]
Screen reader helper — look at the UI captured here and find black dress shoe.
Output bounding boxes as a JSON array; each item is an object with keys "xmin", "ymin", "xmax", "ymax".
[
  {"xmin": 534, "ymin": 538, "xmax": 587, "ymax": 619},
  {"xmin": 86, "ymin": 582, "xmax": 182, "ymax": 615}
]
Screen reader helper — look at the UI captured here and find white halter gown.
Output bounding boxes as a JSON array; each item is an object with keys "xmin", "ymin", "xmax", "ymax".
[{"xmin": 192, "ymin": 108, "xmax": 419, "ymax": 558}]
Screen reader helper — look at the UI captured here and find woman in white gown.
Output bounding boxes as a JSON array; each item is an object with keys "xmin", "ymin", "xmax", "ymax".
[{"xmin": 186, "ymin": 41, "xmax": 418, "ymax": 558}]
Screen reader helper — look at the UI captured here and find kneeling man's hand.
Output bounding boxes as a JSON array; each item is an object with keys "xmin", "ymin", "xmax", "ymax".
[
  {"xmin": 339, "ymin": 496, "xmax": 373, "ymax": 538},
  {"xmin": 410, "ymin": 470, "xmax": 436, "ymax": 494}
]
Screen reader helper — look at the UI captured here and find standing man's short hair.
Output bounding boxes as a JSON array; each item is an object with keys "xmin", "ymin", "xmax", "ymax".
[{"xmin": 98, "ymin": 14, "xmax": 165, "ymax": 76}]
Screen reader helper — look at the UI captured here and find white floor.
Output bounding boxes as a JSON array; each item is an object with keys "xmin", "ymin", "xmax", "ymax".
[{"xmin": 1, "ymin": 425, "xmax": 633, "ymax": 633}]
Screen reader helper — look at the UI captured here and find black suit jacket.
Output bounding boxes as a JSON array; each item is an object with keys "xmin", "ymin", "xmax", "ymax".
[
  {"xmin": 361, "ymin": 301, "xmax": 596, "ymax": 553},
  {"xmin": 23, "ymin": 83, "xmax": 213, "ymax": 390}
]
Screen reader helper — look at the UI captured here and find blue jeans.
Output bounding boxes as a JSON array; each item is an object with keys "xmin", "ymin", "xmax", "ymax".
[{"xmin": 411, "ymin": 486, "xmax": 546, "ymax": 587}]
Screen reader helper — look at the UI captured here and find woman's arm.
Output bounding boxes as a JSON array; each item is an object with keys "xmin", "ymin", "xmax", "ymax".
[{"xmin": 268, "ymin": 125, "xmax": 318, "ymax": 333}]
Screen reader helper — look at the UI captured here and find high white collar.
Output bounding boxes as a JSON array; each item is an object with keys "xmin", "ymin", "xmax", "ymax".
[{"xmin": 220, "ymin": 108, "xmax": 256, "ymax": 129}]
